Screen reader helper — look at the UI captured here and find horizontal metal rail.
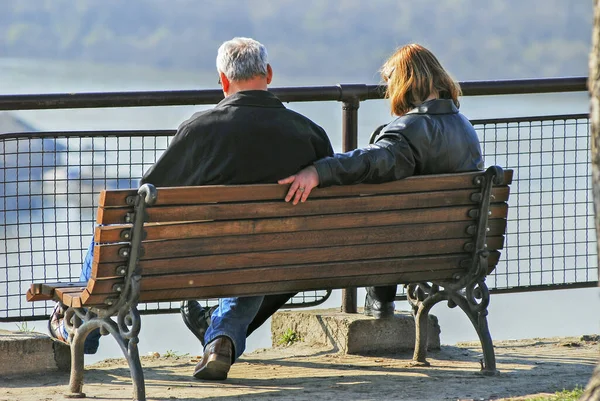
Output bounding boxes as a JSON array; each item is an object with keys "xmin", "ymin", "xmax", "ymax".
[{"xmin": 0, "ymin": 77, "xmax": 587, "ymax": 111}]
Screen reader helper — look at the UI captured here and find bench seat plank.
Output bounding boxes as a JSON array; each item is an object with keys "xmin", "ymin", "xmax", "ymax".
[
  {"xmin": 58, "ymin": 289, "xmax": 85, "ymax": 308},
  {"xmin": 97, "ymin": 187, "xmax": 510, "ymax": 224},
  {"xmin": 99, "ymin": 170, "xmax": 513, "ymax": 208},
  {"xmin": 95, "ymin": 203, "xmax": 509, "ymax": 243},
  {"xmin": 26, "ymin": 281, "xmax": 88, "ymax": 302}
]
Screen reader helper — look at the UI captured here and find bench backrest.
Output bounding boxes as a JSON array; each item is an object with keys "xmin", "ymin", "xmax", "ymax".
[{"xmin": 35, "ymin": 167, "xmax": 512, "ymax": 308}]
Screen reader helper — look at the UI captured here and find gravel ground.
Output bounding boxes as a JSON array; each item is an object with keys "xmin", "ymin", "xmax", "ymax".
[{"xmin": 1, "ymin": 336, "xmax": 598, "ymax": 401}]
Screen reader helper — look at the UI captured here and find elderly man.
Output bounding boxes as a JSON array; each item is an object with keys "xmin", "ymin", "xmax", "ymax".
[
  {"xmin": 150, "ymin": 37, "xmax": 333, "ymax": 380},
  {"xmin": 49, "ymin": 37, "xmax": 333, "ymax": 380}
]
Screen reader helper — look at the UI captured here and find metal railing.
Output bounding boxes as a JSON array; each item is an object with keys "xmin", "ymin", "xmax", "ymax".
[{"xmin": 0, "ymin": 76, "xmax": 594, "ymax": 322}]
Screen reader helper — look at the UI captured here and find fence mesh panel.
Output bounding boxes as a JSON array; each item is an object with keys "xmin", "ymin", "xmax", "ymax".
[
  {"xmin": 474, "ymin": 114, "xmax": 596, "ymax": 291},
  {"xmin": 1, "ymin": 113, "xmax": 596, "ymax": 321}
]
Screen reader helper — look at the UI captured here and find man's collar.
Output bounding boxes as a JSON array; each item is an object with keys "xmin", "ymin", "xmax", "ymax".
[
  {"xmin": 216, "ymin": 90, "xmax": 284, "ymax": 108},
  {"xmin": 406, "ymin": 99, "xmax": 459, "ymax": 115}
]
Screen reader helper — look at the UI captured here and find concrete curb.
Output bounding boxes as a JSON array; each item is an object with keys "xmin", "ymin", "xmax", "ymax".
[
  {"xmin": 271, "ymin": 308, "xmax": 440, "ymax": 354},
  {"xmin": 0, "ymin": 329, "xmax": 70, "ymax": 377}
]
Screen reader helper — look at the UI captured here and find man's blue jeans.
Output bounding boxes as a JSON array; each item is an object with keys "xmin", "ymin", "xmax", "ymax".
[
  {"xmin": 205, "ymin": 296, "xmax": 263, "ymax": 361},
  {"xmin": 79, "ymin": 239, "xmax": 259, "ymax": 361},
  {"xmin": 59, "ymin": 240, "xmax": 101, "ymax": 354}
]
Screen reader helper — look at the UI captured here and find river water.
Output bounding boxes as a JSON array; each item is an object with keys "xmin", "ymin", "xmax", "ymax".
[{"xmin": 0, "ymin": 58, "xmax": 597, "ymax": 364}]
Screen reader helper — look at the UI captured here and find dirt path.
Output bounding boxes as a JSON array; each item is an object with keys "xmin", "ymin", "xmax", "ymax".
[{"xmin": 1, "ymin": 336, "xmax": 598, "ymax": 401}]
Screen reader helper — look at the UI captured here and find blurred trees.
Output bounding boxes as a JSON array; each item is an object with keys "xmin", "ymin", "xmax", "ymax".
[{"xmin": 0, "ymin": 0, "xmax": 592, "ymax": 82}]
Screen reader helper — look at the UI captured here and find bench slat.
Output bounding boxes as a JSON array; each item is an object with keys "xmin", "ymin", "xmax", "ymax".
[
  {"xmin": 82, "ymin": 251, "xmax": 500, "ymax": 306},
  {"xmin": 26, "ymin": 289, "xmax": 49, "ymax": 302},
  {"xmin": 26, "ymin": 281, "xmax": 88, "ymax": 302},
  {"xmin": 92, "ymin": 236, "xmax": 505, "ymax": 279},
  {"xmin": 95, "ymin": 203, "xmax": 509, "ymax": 243},
  {"xmin": 96, "ymin": 186, "xmax": 510, "ymax": 224},
  {"xmin": 58, "ymin": 289, "xmax": 85, "ymax": 308},
  {"xmin": 98, "ymin": 170, "xmax": 514, "ymax": 208},
  {"xmin": 93, "ymin": 219, "xmax": 506, "ymax": 263},
  {"xmin": 84, "ymin": 272, "xmax": 453, "ymax": 305},
  {"xmin": 87, "ymin": 251, "xmax": 500, "ymax": 297}
]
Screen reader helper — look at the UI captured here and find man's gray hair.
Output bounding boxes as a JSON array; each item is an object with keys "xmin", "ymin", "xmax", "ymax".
[{"xmin": 216, "ymin": 37, "xmax": 269, "ymax": 82}]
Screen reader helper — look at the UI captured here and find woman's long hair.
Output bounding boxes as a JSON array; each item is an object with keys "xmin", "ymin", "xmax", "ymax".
[{"xmin": 381, "ymin": 44, "xmax": 461, "ymax": 116}]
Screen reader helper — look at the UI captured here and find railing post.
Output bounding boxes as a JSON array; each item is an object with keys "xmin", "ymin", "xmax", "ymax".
[{"xmin": 341, "ymin": 96, "xmax": 360, "ymax": 313}]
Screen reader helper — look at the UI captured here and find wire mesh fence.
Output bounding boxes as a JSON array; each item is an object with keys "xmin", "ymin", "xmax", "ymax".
[{"xmin": 473, "ymin": 114, "xmax": 596, "ymax": 292}]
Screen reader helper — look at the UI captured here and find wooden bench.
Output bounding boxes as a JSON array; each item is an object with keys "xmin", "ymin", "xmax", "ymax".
[{"xmin": 26, "ymin": 165, "xmax": 512, "ymax": 401}]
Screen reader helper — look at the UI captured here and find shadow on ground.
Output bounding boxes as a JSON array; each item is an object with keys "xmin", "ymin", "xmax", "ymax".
[{"xmin": 1, "ymin": 337, "xmax": 597, "ymax": 401}]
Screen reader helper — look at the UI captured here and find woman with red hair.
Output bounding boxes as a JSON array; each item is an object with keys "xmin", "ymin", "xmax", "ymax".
[{"xmin": 279, "ymin": 44, "xmax": 484, "ymax": 318}]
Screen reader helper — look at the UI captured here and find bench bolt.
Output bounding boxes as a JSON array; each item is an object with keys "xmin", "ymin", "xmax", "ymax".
[
  {"xmin": 125, "ymin": 212, "xmax": 135, "ymax": 223},
  {"xmin": 470, "ymin": 193, "xmax": 483, "ymax": 202}
]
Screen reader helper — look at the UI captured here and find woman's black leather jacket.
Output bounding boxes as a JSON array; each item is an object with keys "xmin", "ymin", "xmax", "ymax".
[{"xmin": 314, "ymin": 99, "xmax": 484, "ymax": 186}]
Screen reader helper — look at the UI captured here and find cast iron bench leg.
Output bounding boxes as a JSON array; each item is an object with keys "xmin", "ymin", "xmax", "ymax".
[
  {"xmin": 103, "ymin": 307, "xmax": 146, "ymax": 401},
  {"xmin": 62, "ymin": 307, "xmax": 146, "ymax": 400},
  {"xmin": 409, "ymin": 284, "xmax": 445, "ymax": 366},
  {"xmin": 451, "ymin": 280, "xmax": 498, "ymax": 375},
  {"xmin": 66, "ymin": 326, "xmax": 86, "ymax": 398},
  {"xmin": 408, "ymin": 281, "xmax": 497, "ymax": 374},
  {"xmin": 411, "ymin": 301, "xmax": 431, "ymax": 366},
  {"xmin": 63, "ymin": 309, "xmax": 103, "ymax": 398}
]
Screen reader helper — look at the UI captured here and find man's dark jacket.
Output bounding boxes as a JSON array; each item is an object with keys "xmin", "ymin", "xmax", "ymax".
[
  {"xmin": 142, "ymin": 90, "xmax": 333, "ymax": 187},
  {"xmin": 139, "ymin": 89, "xmax": 333, "ymax": 335},
  {"xmin": 314, "ymin": 99, "xmax": 483, "ymax": 186}
]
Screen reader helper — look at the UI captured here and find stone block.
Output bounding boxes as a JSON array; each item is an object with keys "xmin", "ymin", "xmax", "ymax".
[
  {"xmin": 271, "ymin": 309, "xmax": 440, "ymax": 354},
  {"xmin": 0, "ymin": 329, "xmax": 70, "ymax": 377}
]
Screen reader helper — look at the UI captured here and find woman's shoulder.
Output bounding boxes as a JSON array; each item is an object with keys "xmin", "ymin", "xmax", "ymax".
[{"xmin": 382, "ymin": 113, "xmax": 428, "ymax": 134}]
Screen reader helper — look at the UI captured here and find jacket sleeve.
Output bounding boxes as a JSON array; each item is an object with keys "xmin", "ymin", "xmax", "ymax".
[{"xmin": 313, "ymin": 129, "xmax": 416, "ymax": 187}]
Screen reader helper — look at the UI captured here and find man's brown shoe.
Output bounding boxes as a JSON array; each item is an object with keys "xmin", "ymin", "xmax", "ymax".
[{"xmin": 193, "ymin": 337, "xmax": 233, "ymax": 380}]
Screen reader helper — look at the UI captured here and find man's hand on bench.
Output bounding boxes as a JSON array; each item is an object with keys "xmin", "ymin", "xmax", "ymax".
[{"xmin": 279, "ymin": 165, "xmax": 319, "ymax": 205}]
